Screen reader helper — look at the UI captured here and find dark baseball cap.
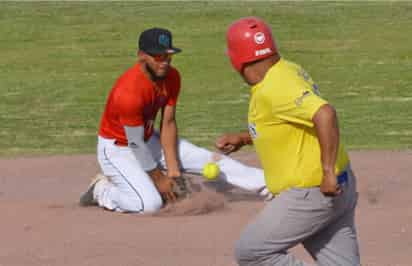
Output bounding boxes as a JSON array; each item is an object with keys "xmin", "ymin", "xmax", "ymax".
[{"xmin": 138, "ymin": 28, "xmax": 182, "ymax": 55}]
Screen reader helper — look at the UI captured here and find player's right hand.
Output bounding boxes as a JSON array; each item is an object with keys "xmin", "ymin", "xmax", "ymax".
[
  {"xmin": 320, "ymin": 171, "xmax": 342, "ymax": 197},
  {"xmin": 148, "ymin": 168, "xmax": 177, "ymax": 204},
  {"xmin": 215, "ymin": 133, "xmax": 244, "ymax": 154}
]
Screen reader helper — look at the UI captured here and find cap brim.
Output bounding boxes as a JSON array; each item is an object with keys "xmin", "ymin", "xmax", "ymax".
[
  {"xmin": 166, "ymin": 47, "xmax": 182, "ymax": 54},
  {"xmin": 146, "ymin": 47, "xmax": 182, "ymax": 55}
]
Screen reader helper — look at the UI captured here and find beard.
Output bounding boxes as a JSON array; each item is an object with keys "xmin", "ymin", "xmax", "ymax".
[{"xmin": 145, "ymin": 64, "xmax": 168, "ymax": 81}]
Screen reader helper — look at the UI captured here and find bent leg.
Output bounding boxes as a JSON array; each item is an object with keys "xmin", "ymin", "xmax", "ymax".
[
  {"xmin": 96, "ymin": 137, "xmax": 162, "ymax": 213},
  {"xmin": 303, "ymin": 168, "xmax": 360, "ymax": 266},
  {"xmin": 303, "ymin": 208, "xmax": 360, "ymax": 266},
  {"xmin": 149, "ymin": 134, "xmax": 266, "ymax": 192},
  {"xmin": 234, "ymin": 187, "xmax": 347, "ymax": 266}
]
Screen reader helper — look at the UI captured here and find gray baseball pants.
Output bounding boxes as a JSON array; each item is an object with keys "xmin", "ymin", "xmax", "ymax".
[{"xmin": 235, "ymin": 166, "xmax": 360, "ymax": 266}]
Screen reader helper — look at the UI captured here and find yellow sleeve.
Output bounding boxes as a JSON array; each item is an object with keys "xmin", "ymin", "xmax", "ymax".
[{"xmin": 273, "ymin": 90, "xmax": 328, "ymax": 127}]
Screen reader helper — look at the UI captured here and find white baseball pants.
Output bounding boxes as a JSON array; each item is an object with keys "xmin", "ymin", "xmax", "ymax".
[{"xmin": 95, "ymin": 133, "xmax": 267, "ymax": 213}]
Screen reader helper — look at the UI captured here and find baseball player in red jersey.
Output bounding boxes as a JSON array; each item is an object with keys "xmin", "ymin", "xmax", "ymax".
[{"xmin": 79, "ymin": 28, "xmax": 269, "ymax": 213}]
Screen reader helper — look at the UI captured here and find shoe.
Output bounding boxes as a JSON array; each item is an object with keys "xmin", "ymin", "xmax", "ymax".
[{"xmin": 79, "ymin": 173, "xmax": 108, "ymax": 206}]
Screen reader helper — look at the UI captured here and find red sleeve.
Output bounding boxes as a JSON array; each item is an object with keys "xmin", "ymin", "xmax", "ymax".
[
  {"xmin": 117, "ymin": 87, "xmax": 145, "ymax": 127},
  {"xmin": 166, "ymin": 68, "xmax": 181, "ymax": 106}
]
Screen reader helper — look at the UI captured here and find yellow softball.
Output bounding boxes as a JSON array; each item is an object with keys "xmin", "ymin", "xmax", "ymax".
[{"xmin": 202, "ymin": 162, "xmax": 220, "ymax": 180}]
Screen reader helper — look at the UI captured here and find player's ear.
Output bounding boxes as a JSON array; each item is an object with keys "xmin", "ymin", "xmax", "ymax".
[{"xmin": 137, "ymin": 50, "xmax": 146, "ymax": 61}]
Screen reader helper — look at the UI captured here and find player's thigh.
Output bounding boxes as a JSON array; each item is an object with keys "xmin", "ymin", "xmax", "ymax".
[
  {"xmin": 144, "ymin": 133, "xmax": 210, "ymax": 170},
  {"xmin": 303, "ymin": 207, "xmax": 360, "ymax": 266},
  {"xmin": 236, "ymin": 188, "xmax": 334, "ymax": 259},
  {"xmin": 172, "ymin": 138, "xmax": 214, "ymax": 171},
  {"xmin": 303, "ymin": 168, "xmax": 360, "ymax": 265},
  {"xmin": 103, "ymin": 145, "xmax": 162, "ymax": 212},
  {"xmin": 173, "ymin": 138, "xmax": 255, "ymax": 173}
]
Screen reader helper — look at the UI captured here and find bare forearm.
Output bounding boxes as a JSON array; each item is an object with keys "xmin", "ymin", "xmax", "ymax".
[
  {"xmin": 313, "ymin": 104, "xmax": 339, "ymax": 174},
  {"xmin": 160, "ymin": 121, "xmax": 180, "ymax": 174}
]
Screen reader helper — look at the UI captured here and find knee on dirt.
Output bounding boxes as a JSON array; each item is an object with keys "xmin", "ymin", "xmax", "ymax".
[{"xmin": 117, "ymin": 193, "xmax": 162, "ymax": 213}]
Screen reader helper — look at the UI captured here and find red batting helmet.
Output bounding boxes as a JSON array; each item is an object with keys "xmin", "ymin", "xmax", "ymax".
[{"xmin": 226, "ymin": 17, "xmax": 278, "ymax": 72}]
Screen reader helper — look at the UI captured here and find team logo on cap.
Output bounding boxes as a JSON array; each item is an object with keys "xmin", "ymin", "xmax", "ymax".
[
  {"xmin": 159, "ymin": 34, "xmax": 170, "ymax": 47},
  {"xmin": 254, "ymin": 32, "xmax": 265, "ymax": 44}
]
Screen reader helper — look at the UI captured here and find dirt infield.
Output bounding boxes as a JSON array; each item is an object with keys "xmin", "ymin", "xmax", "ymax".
[{"xmin": 1, "ymin": 151, "xmax": 411, "ymax": 266}]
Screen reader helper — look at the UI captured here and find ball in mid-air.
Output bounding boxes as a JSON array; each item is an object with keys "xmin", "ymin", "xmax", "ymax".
[{"xmin": 202, "ymin": 162, "xmax": 220, "ymax": 180}]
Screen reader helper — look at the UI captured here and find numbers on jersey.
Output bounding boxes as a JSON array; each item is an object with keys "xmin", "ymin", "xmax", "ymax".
[
  {"xmin": 298, "ymin": 68, "xmax": 320, "ymax": 96},
  {"xmin": 312, "ymin": 83, "xmax": 320, "ymax": 96}
]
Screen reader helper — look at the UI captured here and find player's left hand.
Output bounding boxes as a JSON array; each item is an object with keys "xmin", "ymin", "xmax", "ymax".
[
  {"xmin": 320, "ymin": 171, "xmax": 341, "ymax": 197},
  {"xmin": 215, "ymin": 134, "xmax": 243, "ymax": 154},
  {"xmin": 148, "ymin": 168, "xmax": 177, "ymax": 203}
]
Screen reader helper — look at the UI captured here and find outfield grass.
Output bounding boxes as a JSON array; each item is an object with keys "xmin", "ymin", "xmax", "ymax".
[{"xmin": 1, "ymin": 2, "xmax": 411, "ymax": 156}]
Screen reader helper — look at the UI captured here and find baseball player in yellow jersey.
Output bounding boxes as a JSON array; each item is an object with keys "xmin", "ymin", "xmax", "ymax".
[{"xmin": 216, "ymin": 17, "xmax": 360, "ymax": 265}]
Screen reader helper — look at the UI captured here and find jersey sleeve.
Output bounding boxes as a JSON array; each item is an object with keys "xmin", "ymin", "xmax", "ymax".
[
  {"xmin": 117, "ymin": 88, "xmax": 145, "ymax": 127},
  {"xmin": 272, "ymin": 89, "xmax": 328, "ymax": 128},
  {"xmin": 166, "ymin": 69, "xmax": 181, "ymax": 106}
]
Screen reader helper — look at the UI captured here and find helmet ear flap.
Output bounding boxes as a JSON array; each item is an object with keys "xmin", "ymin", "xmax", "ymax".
[
  {"xmin": 226, "ymin": 48, "xmax": 243, "ymax": 72},
  {"xmin": 226, "ymin": 17, "xmax": 278, "ymax": 72}
]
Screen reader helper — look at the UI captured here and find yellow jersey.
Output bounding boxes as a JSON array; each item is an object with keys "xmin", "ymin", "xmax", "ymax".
[{"xmin": 248, "ymin": 58, "xmax": 349, "ymax": 194}]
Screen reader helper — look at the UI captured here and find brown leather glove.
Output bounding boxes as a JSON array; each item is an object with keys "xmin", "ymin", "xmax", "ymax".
[
  {"xmin": 171, "ymin": 175, "xmax": 192, "ymax": 200},
  {"xmin": 148, "ymin": 168, "xmax": 177, "ymax": 204}
]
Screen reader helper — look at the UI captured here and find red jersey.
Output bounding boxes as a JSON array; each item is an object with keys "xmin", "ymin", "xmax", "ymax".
[{"xmin": 99, "ymin": 63, "xmax": 180, "ymax": 145}]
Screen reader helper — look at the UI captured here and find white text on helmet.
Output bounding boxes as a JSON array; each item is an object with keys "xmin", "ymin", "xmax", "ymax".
[{"xmin": 255, "ymin": 48, "xmax": 272, "ymax": 56}]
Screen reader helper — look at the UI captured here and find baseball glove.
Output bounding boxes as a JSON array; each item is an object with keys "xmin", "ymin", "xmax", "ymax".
[{"xmin": 171, "ymin": 175, "xmax": 192, "ymax": 200}]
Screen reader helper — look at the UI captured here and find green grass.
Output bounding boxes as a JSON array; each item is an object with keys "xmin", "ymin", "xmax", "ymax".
[{"xmin": 1, "ymin": 2, "xmax": 411, "ymax": 156}]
